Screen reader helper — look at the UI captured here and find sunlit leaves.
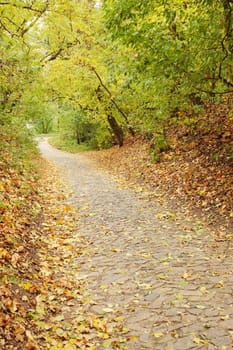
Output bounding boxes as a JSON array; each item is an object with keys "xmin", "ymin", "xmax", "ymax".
[
  {"xmin": 103, "ymin": 0, "xmax": 233, "ymax": 123},
  {"xmin": 2, "ymin": 0, "xmax": 233, "ymax": 147},
  {"xmin": 0, "ymin": 0, "xmax": 49, "ymax": 114}
]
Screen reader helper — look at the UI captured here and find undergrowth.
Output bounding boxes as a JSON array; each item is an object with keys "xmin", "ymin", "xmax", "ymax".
[{"xmin": 49, "ymin": 134, "xmax": 93, "ymax": 153}]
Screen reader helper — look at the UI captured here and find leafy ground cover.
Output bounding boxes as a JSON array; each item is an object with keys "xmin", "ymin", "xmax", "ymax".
[
  {"xmin": 88, "ymin": 101, "xmax": 233, "ymax": 236},
  {"xmin": 0, "ymin": 126, "xmax": 42, "ymax": 349},
  {"xmin": 49, "ymin": 135, "xmax": 93, "ymax": 154}
]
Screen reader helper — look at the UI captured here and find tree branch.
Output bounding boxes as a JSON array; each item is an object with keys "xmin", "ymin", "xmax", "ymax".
[
  {"xmin": 20, "ymin": 1, "xmax": 49, "ymax": 37},
  {"xmin": 194, "ymin": 86, "xmax": 233, "ymax": 95},
  {"xmin": 42, "ymin": 37, "xmax": 81, "ymax": 62},
  {"xmin": 91, "ymin": 67, "xmax": 132, "ymax": 127},
  {"xmin": 0, "ymin": 2, "xmax": 47, "ymax": 13}
]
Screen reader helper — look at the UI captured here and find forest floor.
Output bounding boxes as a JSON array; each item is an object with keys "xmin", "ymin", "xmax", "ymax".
[
  {"xmin": 1, "ymin": 115, "xmax": 233, "ymax": 349},
  {"xmin": 88, "ymin": 109, "xmax": 233, "ymax": 238},
  {"xmin": 20, "ymin": 139, "xmax": 233, "ymax": 348}
]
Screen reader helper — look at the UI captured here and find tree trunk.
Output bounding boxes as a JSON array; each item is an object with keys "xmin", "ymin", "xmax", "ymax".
[
  {"xmin": 76, "ymin": 130, "xmax": 80, "ymax": 144},
  {"xmin": 107, "ymin": 114, "xmax": 124, "ymax": 147}
]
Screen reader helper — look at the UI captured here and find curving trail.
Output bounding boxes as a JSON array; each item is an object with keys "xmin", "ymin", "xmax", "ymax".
[{"xmin": 39, "ymin": 138, "xmax": 233, "ymax": 350}]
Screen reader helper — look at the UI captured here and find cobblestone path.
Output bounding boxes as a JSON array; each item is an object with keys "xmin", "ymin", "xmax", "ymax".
[{"xmin": 39, "ymin": 139, "xmax": 233, "ymax": 350}]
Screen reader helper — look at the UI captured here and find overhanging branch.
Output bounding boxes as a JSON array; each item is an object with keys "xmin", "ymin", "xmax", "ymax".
[{"xmin": 91, "ymin": 67, "xmax": 132, "ymax": 126}]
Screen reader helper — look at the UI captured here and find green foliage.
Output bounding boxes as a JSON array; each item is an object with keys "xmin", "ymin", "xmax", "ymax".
[
  {"xmin": 103, "ymin": 0, "xmax": 233, "ymax": 119},
  {"xmin": 53, "ymin": 105, "xmax": 113, "ymax": 149},
  {"xmin": 149, "ymin": 133, "xmax": 170, "ymax": 163},
  {"xmin": 1, "ymin": 0, "xmax": 233, "ymax": 156},
  {"xmin": 49, "ymin": 135, "xmax": 93, "ymax": 153},
  {"xmin": 35, "ymin": 115, "xmax": 53, "ymax": 134},
  {"xmin": 89, "ymin": 123, "xmax": 113, "ymax": 149},
  {"xmin": 0, "ymin": 117, "xmax": 38, "ymax": 174}
]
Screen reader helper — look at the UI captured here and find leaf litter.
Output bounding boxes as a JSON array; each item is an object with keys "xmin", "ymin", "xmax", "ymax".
[
  {"xmin": 88, "ymin": 100, "xmax": 233, "ymax": 236},
  {"xmin": 0, "ymin": 156, "xmax": 129, "ymax": 350}
]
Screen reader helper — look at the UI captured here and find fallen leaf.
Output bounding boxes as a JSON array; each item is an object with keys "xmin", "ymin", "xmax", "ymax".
[
  {"xmin": 102, "ymin": 307, "xmax": 114, "ymax": 313},
  {"xmin": 23, "ymin": 343, "xmax": 36, "ymax": 350},
  {"xmin": 193, "ymin": 337, "xmax": 209, "ymax": 344},
  {"xmin": 63, "ymin": 344, "xmax": 77, "ymax": 350},
  {"xmin": 0, "ymin": 248, "xmax": 10, "ymax": 260},
  {"xmin": 215, "ymin": 281, "xmax": 224, "ymax": 288},
  {"xmin": 11, "ymin": 253, "xmax": 21, "ymax": 267},
  {"xmin": 152, "ymin": 332, "xmax": 164, "ymax": 338}
]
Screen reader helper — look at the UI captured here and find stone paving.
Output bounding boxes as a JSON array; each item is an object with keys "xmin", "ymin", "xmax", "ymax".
[{"xmin": 39, "ymin": 139, "xmax": 233, "ymax": 350}]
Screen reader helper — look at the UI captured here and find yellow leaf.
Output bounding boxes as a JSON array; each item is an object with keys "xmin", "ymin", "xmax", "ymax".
[
  {"xmin": 182, "ymin": 272, "xmax": 189, "ymax": 279},
  {"xmin": 77, "ymin": 324, "xmax": 86, "ymax": 332},
  {"xmin": 100, "ymin": 285, "xmax": 108, "ymax": 291},
  {"xmin": 92, "ymin": 318, "xmax": 100, "ymax": 329},
  {"xmin": 129, "ymin": 335, "xmax": 138, "ymax": 341},
  {"xmin": 176, "ymin": 293, "xmax": 184, "ymax": 300},
  {"xmin": 195, "ymin": 305, "xmax": 206, "ymax": 310},
  {"xmin": 171, "ymin": 330, "xmax": 178, "ymax": 338},
  {"xmin": 98, "ymin": 332, "xmax": 110, "ymax": 339},
  {"xmin": 0, "ymin": 248, "xmax": 10, "ymax": 260},
  {"xmin": 152, "ymin": 332, "xmax": 164, "ymax": 338},
  {"xmin": 193, "ymin": 337, "xmax": 201, "ymax": 344},
  {"xmin": 193, "ymin": 337, "xmax": 209, "ymax": 344},
  {"xmin": 215, "ymin": 281, "xmax": 224, "ymax": 288},
  {"xmin": 56, "ymin": 218, "xmax": 64, "ymax": 225},
  {"xmin": 199, "ymin": 286, "xmax": 209, "ymax": 294},
  {"xmin": 123, "ymin": 327, "xmax": 129, "ymax": 333},
  {"xmin": 114, "ymin": 316, "xmax": 125, "ymax": 322},
  {"xmin": 102, "ymin": 307, "xmax": 114, "ymax": 313},
  {"xmin": 64, "ymin": 204, "xmax": 72, "ymax": 212},
  {"xmin": 110, "ymin": 247, "xmax": 119, "ymax": 252},
  {"xmin": 63, "ymin": 344, "xmax": 77, "ymax": 350},
  {"xmin": 135, "ymin": 186, "xmax": 143, "ymax": 193}
]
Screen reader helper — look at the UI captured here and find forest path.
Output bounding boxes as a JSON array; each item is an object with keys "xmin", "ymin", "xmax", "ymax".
[{"xmin": 38, "ymin": 138, "xmax": 233, "ymax": 350}]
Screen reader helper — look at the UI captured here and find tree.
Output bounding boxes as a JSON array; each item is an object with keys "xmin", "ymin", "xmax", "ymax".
[
  {"xmin": 102, "ymin": 0, "xmax": 233, "ymax": 108},
  {"xmin": 3, "ymin": 0, "xmax": 233, "ymax": 152},
  {"xmin": 33, "ymin": 0, "xmax": 130, "ymax": 146},
  {"xmin": 0, "ymin": 1, "xmax": 49, "ymax": 115}
]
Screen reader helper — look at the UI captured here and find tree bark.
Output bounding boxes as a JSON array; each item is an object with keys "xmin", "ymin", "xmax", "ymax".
[{"xmin": 107, "ymin": 114, "xmax": 124, "ymax": 147}]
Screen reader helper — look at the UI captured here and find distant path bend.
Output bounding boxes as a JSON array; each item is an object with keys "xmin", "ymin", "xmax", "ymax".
[{"xmin": 38, "ymin": 138, "xmax": 233, "ymax": 350}]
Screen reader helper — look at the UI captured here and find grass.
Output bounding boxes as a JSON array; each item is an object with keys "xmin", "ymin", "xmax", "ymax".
[{"xmin": 49, "ymin": 134, "xmax": 93, "ymax": 153}]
